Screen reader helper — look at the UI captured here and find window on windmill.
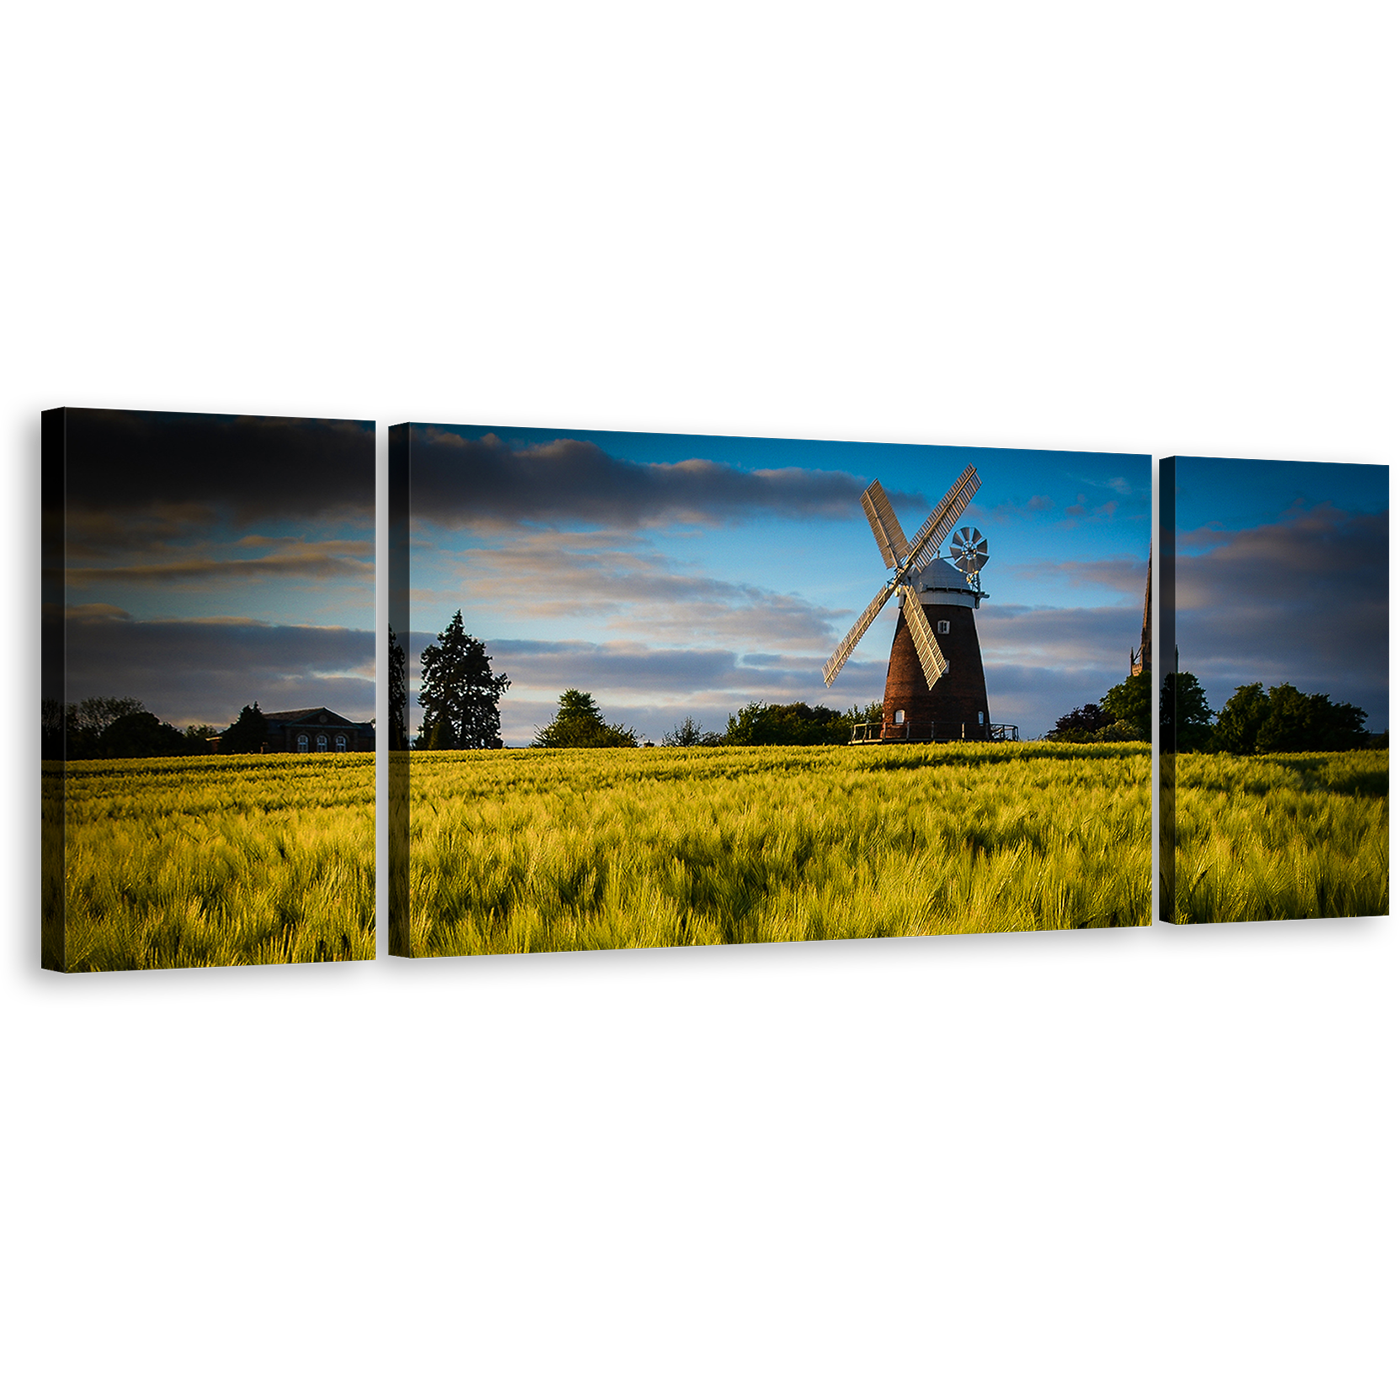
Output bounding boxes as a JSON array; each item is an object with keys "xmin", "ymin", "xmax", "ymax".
[
  {"xmin": 937, "ymin": 620, "xmax": 950, "ymax": 634},
  {"xmin": 894, "ymin": 709, "xmax": 905, "ymax": 724},
  {"xmin": 977, "ymin": 711, "xmax": 984, "ymax": 725}
]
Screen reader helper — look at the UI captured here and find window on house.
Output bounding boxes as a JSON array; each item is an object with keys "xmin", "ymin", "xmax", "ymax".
[
  {"xmin": 297, "ymin": 735, "xmax": 308, "ymax": 753},
  {"xmin": 937, "ymin": 619, "xmax": 950, "ymax": 634},
  {"xmin": 316, "ymin": 734, "xmax": 327, "ymax": 752},
  {"xmin": 335, "ymin": 734, "xmax": 347, "ymax": 753}
]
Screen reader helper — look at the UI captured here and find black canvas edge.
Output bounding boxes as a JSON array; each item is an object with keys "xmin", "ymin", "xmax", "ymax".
[{"xmin": 41, "ymin": 408, "xmax": 67, "ymax": 969}]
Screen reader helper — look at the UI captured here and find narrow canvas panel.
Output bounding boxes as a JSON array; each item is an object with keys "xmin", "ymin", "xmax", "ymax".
[
  {"xmin": 388, "ymin": 425, "xmax": 1152, "ymax": 957},
  {"xmin": 41, "ymin": 408, "xmax": 376, "ymax": 971},
  {"xmin": 1159, "ymin": 455, "xmax": 1389, "ymax": 924}
]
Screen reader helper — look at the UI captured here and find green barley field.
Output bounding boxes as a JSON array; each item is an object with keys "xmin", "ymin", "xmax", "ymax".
[
  {"xmin": 49, "ymin": 744, "xmax": 1376, "ymax": 969},
  {"xmin": 46, "ymin": 754, "xmax": 375, "ymax": 972},
  {"xmin": 401, "ymin": 742, "xmax": 1153, "ymax": 956},
  {"xmin": 1169, "ymin": 751, "xmax": 1388, "ymax": 924}
]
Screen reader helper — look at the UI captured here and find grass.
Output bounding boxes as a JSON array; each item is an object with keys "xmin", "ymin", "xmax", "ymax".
[
  {"xmin": 1170, "ymin": 750, "xmax": 1388, "ymax": 924},
  {"xmin": 49, "ymin": 753, "xmax": 375, "ymax": 972},
  {"xmin": 400, "ymin": 742, "xmax": 1152, "ymax": 956}
]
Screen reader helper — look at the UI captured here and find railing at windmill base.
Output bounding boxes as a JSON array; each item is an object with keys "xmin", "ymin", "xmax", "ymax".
[{"xmin": 849, "ymin": 719, "xmax": 1019, "ymax": 744}]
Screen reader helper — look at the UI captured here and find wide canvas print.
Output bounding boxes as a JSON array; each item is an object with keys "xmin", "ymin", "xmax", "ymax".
[
  {"xmin": 389, "ymin": 424, "xmax": 1152, "ymax": 957},
  {"xmin": 1160, "ymin": 455, "xmax": 1388, "ymax": 924},
  {"xmin": 42, "ymin": 408, "xmax": 376, "ymax": 971}
]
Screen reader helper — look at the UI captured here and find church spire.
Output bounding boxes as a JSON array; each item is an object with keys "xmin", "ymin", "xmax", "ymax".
[{"xmin": 1130, "ymin": 551, "xmax": 1151, "ymax": 676}]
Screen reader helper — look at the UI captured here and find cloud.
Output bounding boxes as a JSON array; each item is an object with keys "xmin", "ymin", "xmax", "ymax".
[
  {"xmin": 1002, "ymin": 554, "xmax": 1149, "ymax": 601},
  {"xmin": 62, "ymin": 614, "xmax": 375, "ymax": 729},
  {"xmin": 403, "ymin": 426, "xmax": 928, "ymax": 528},
  {"xmin": 1175, "ymin": 505, "xmax": 1388, "ymax": 719},
  {"xmin": 67, "ymin": 544, "xmax": 374, "ymax": 588},
  {"xmin": 59, "ymin": 410, "xmax": 374, "ymax": 526},
  {"xmin": 416, "ymin": 525, "xmax": 849, "ymax": 652}
]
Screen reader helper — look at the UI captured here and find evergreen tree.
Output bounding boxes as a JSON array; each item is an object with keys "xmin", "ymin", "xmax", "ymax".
[
  {"xmin": 416, "ymin": 612, "xmax": 510, "ymax": 749},
  {"xmin": 388, "ymin": 627, "xmax": 408, "ymax": 750},
  {"xmin": 532, "ymin": 690, "xmax": 637, "ymax": 748},
  {"xmin": 221, "ymin": 702, "xmax": 269, "ymax": 754}
]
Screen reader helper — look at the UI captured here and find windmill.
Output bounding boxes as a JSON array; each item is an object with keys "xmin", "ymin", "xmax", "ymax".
[{"xmin": 823, "ymin": 464, "xmax": 993, "ymax": 741}]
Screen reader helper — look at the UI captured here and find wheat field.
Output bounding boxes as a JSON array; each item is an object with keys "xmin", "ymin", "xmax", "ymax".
[
  {"xmin": 1169, "ymin": 751, "xmax": 1388, "ymax": 924},
  {"xmin": 48, "ymin": 743, "xmax": 1375, "ymax": 970},
  {"xmin": 47, "ymin": 754, "xmax": 375, "ymax": 972},
  {"xmin": 398, "ymin": 742, "xmax": 1152, "ymax": 956}
]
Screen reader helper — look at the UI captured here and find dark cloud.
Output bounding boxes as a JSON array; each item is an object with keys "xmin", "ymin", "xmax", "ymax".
[
  {"xmin": 404, "ymin": 426, "xmax": 928, "ymax": 528},
  {"xmin": 68, "ymin": 544, "xmax": 374, "ymax": 588},
  {"xmin": 58, "ymin": 409, "xmax": 374, "ymax": 524},
  {"xmin": 63, "ymin": 614, "xmax": 374, "ymax": 729},
  {"xmin": 1176, "ymin": 505, "xmax": 1388, "ymax": 722}
]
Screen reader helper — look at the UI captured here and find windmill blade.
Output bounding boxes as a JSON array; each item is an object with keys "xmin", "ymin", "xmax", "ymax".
[
  {"xmin": 860, "ymin": 480, "xmax": 910, "ymax": 568},
  {"xmin": 904, "ymin": 464, "xmax": 981, "ymax": 573},
  {"xmin": 900, "ymin": 585, "xmax": 949, "ymax": 689},
  {"xmin": 823, "ymin": 579, "xmax": 897, "ymax": 686}
]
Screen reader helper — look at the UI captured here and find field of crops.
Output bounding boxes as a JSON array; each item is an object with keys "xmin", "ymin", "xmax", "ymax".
[
  {"xmin": 1168, "ymin": 751, "xmax": 1388, "ymax": 924},
  {"xmin": 48, "ymin": 743, "xmax": 1372, "ymax": 968},
  {"xmin": 398, "ymin": 742, "xmax": 1152, "ymax": 956},
  {"xmin": 46, "ymin": 754, "xmax": 375, "ymax": 972}
]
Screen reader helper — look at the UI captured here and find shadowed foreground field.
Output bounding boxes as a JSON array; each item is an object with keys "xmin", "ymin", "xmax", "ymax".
[
  {"xmin": 52, "ymin": 746, "xmax": 1376, "ymax": 969},
  {"xmin": 403, "ymin": 743, "xmax": 1152, "ymax": 956},
  {"xmin": 48, "ymin": 754, "xmax": 375, "ymax": 971},
  {"xmin": 1170, "ymin": 751, "xmax": 1388, "ymax": 924}
]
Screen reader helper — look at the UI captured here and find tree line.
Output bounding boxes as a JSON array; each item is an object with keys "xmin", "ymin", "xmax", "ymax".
[
  {"xmin": 42, "ymin": 697, "xmax": 273, "ymax": 760},
  {"xmin": 1047, "ymin": 663, "xmax": 1377, "ymax": 753},
  {"xmin": 394, "ymin": 612, "xmax": 886, "ymax": 750}
]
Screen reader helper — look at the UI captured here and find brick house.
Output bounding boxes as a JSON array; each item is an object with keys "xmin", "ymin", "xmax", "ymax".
[{"xmin": 255, "ymin": 707, "xmax": 374, "ymax": 754}]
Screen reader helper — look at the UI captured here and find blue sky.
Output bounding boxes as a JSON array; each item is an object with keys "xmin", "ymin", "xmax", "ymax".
[
  {"xmin": 1171, "ymin": 456, "xmax": 1389, "ymax": 728},
  {"xmin": 405, "ymin": 425, "xmax": 1151, "ymax": 743},
  {"xmin": 65, "ymin": 424, "xmax": 1386, "ymax": 741}
]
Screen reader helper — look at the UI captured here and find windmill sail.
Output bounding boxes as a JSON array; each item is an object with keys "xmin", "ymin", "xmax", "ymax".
[
  {"xmin": 899, "ymin": 585, "xmax": 948, "ymax": 688},
  {"xmin": 860, "ymin": 480, "xmax": 910, "ymax": 568},
  {"xmin": 823, "ymin": 579, "xmax": 897, "ymax": 686},
  {"xmin": 905, "ymin": 464, "xmax": 981, "ymax": 572}
]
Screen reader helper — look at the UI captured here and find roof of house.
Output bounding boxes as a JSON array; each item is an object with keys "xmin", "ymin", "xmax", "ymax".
[{"xmin": 215, "ymin": 705, "xmax": 375, "ymax": 739}]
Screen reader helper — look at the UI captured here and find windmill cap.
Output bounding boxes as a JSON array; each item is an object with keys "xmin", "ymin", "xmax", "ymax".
[{"xmin": 914, "ymin": 556, "xmax": 982, "ymax": 606}]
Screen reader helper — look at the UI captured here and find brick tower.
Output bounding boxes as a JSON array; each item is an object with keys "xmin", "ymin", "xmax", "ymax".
[{"xmin": 882, "ymin": 557, "xmax": 990, "ymax": 739}]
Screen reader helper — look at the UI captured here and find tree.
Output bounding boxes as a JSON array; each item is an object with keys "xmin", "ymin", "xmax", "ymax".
[
  {"xmin": 1216, "ymin": 681, "xmax": 1369, "ymax": 754},
  {"xmin": 724, "ymin": 700, "xmax": 850, "ymax": 745},
  {"xmin": 388, "ymin": 627, "xmax": 408, "ymax": 750},
  {"xmin": 101, "ymin": 710, "xmax": 192, "ymax": 758},
  {"xmin": 662, "ymin": 715, "xmax": 724, "ymax": 747},
  {"xmin": 1259, "ymin": 683, "xmax": 1368, "ymax": 752},
  {"xmin": 1161, "ymin": 671, "xmax": 1213, "ymax": 751},
  {"xmin": 63, "ymin": 695, "xmax": 146, "ymax": 758},
  {"xmin": 416, "ymin": 611, "xmax": 510, "ymax": 749},
  {"xmin": 1101, "ymin": 669, "xmax": 1152, "ymax": 738},
  {"xmin": 1048, "ymin": 702, "xmax": 1117, "ymax": 739},
  {"xmin": 1212, "ymin": 682, "xmax": 1269, "ymax": 754},
  {"xmin": 220, "ymin": 702, "xmax": 270, "ymax": 754},
  {"xmin": 533, "ymin": 690, "xmax": 637, "ymax": 748}
]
